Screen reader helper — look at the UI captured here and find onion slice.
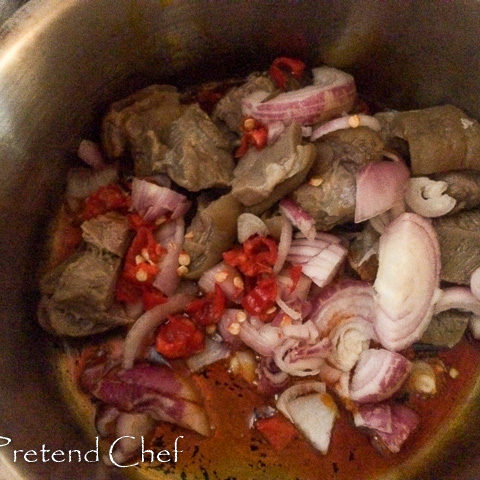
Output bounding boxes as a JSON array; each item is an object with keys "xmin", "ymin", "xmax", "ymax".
[
  {"xmin": 131, "ymin": 178, "xmax": 190, "ymax": 222},
  {"xmin": 239, "ymin": 319, "xmax": 284, "ymax": 356},
  {"xmin": 279, "ymin": 198, "xmax": 316, "ymax": 241},
  {"xmin": 373, "ymin": 213, "xmax": 441, "ymax": 351},
  {"xmin": 198, "ymin": 262, "xmax": 243, "ymax": 302},
  {"xmin": 349, "ymin": 349, "xmax": 411, "ymax": 403},
  {"xmin": 122, "ymin": 293, "xmax": 194, "ymax": 369},
  {"xmin": 404, "ymin": 177, "xmax": 456, "ymax": 218},
  {"xmin": 433, "ymin": 286, "xmax": 480, "ymax": 316},
  {"xmin": 186, "ymin": 338, "xmax": 231, "ymax": 372},
  {"xmin": 273, "ymin": 214, "xmax": 293, "ymax": 274},
  {"xmin": 310, "ymin": 114, "xmax": 381, "ymax": 141},
  {"xmin": 287, "ymin": 234, "xmax": 347, "ymax": 288},
  {"xmin": 276, "ymin": 382, "xmax": 326, "ymax": 422},
  {"xmin": 242, "ymin": 66, "xmax": 356, "ymax": 125},
  {"xmin": 355, "ymin": 160, "xmax": 410, "ymax": 223},
  {"xmin": 470, "ymin": 268, "xmax": 480, "ymax": 302}
]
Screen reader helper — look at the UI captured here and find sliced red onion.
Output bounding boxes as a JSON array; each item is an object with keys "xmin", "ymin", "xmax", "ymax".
[
  {"xmin": 242, "ymin": 67, "xmax": 356, "ymax": 125},
  {"xmin": 367, "ymin": 403, "xmax": 420, "ymax": 454},
  {"xmin": 280, "ymin": 319, "xmax": 319, "ymax": 343},
  {"xmin": 471, "ymin": 268, "xmax": 480, "ymax": 302},
  {"xmin": 349, "ymin": 349, "xmax": 411, "ymax": 403},
  {"xmin": 276, "ymin": 381, "xmax": 326, "ymax": 422},
  {"xmin": 256, "ymin": 356, "xmax": 290, "ymax": 396},
  {"xmin": 198, "ymin": 262, "xmax": 243, "ymax": 302},
  {"xmin": 310, "ymin": 280, "xmax": 375, "ymax": 336},
  {"xmin": 239, "ymin": 319, "xmax": 284, "ymax": 357},
  {"xmin": 66, "ymin": 165, "xmax": 118, "ymax": 199},
  {"xmin": 434, "ymin": 286, "xmax": 480, "ymax": 316},
  {"xmin": 353, "ymin": 403, "xmax": 393, "ymax": 434},
  {"xmin": 95, "ymin": 404, "xmax": 120, "ymax": 437},
  {"xmin": 217, "ymin": 309, "xmax": 245, "ymax": 348},
  {"xmin": 273, "ymin": 214, "xmax": 293, "ymax": 274},
  {"xmin": 287, "ymin": 234, "xmax": 347, "ymax": 288},
  {"xmin": 273, "ymin": 337, "xmax": 330, "ymax": 377},
  {"xmin": 186, "ymin": 337, "xmax": 231, "ymax": 372},
  {"xmin": 77, "ymin": 139, "xmax": 107, "ymax": 170},
  {"xmin": 404, "ymin": 177, "xmax": 456, "ymax": 218},
  {"xmin": 279, "ymin": 198, "xmax": 316, "ymax": 242},
  {"xmin": 237, "ymin": 213, "xmax": 269, "ymax": 244},
  {"xmin": 311, "ymin": 114, "xmax": 381, "ymax": 142},
  {"xmin": 318, "ymin": 363, "xmax": 343, "ymax": 385},
  {"xmin": 275, "ymin": 296, "xmax": 302, "ymax": 320},
  {"xmin": 131, "ymin": 178, "xmax": 190, "ymax": 222},
  {"xmin": 287, "ymin": 392, "xmax": 338, "ymax": 454},
  {"xmin": 327, "ymin": 318, "xmax": 375, "ymax": 372},
  {"xmin": 355, "ymin": 160, "xmax": 410, "ymax": 223},
  {"xmin": 122, "ymin": 293, "xmax": 194, "ymax": 369},
  {"xmin": 469, "ymin": 317, "xmax": 480, "ymax": 340},
  {"xmin": 374, "ymin": 213, "xmax": 441, "ymax": 351},
  {"xmin": 153, "ymin": 218, "xmax": 184, "ymax": 296},
  {"xmin": 267, "ymin": 120, "xmax": 287, "ymax": 144}
]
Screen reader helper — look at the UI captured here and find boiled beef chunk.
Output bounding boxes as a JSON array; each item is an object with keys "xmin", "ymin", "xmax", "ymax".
[
  {"xmin": 38, "ymin": 298, "xmax": 131, "ymax": 337},
  {"xmin": 183, "ymin": 193, "xmax": 243, "ymax": 279},
  {"xmin": 52, "ymin": 246, "xmax": 121, "ymax": 313},
  {"xmin": 419, "ymin": 310, "xmax": 471, "ymax": 348},
  {"xmin": 101, "ymin": 85, "xmax": 184, "ymax": 176},
  {"xmin": 291, "ymin": 127, "xmax": 384, "ymax": 231},
  {"xmin": 376, "ymin": 105, "xmax": 480, "ymax": 175},
  {"xmin": 231, "ymin": 123, "xmax": 315, "ymax": 207},
  {"xmin": 213, "ymin": 73, "xmax": 275, "ymax": 132},
  {"xmin": 160, "ymin": 104, "xmax": 235, "ymax": 191},
  {"xmin": 81, "ymin": 212, "xmax": 132, "ymax": 257},
  {"xmin": 433, "ymin": 210, "xmax": 480, "ymax": 284}
]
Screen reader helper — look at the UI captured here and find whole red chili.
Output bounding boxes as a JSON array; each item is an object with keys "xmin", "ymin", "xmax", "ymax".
[
  {"xmin": 268, "ymin": 57, "xmax": 306, "ymax": 90},
  {"xmin": 155, "ymin": 315, "xmax": 205, "ymax": 359},
  {"xmin": 186, "ymin": 284, "xmax": 226, "ymax": 326},
  {"xmin": 223, "ymin": 235, "xmax": 278, "ymax": 277}
]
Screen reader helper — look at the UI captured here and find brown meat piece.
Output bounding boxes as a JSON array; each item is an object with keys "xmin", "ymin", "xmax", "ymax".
[
  {"xmin": 38, "ymin": 298, "xmax": 132, "ymax": 337},
  {"xmin": 101, "ymin": 85, "xmax": 184, "ymax": 176},
  {"xmin": 431, "ymin": 170, "xmax": 480, "ymax": 214},
  {"xmin": 213, "ymin": 73, "xmax": 275, "ymax": 132},
  {"xmin": 348, "ymin": 223, "xmax": 379, "ymax": 282},
  {"xmin": 232, "ymin": 123, "xmax": 316, "ymax": 208},
  {"xmin": 159, "ymin": 104, "xmax": 235, "ymax": 191},
  {"xmin": 291, "ymin": 127, "xmax": 384, "ymax": 231},
  {"xmin": 433, "ymin": 210, "xmax": 480, "ymax": 284},
  {"xmin": 52, "ymin": 246, "xmax": 121, "ymax": 313},
  {"xmin": 183, "ymin": 193, "xmax": 244, "ymax": 279},
  {"xmin": 81, "ymin": 212, "xmax": 132, "ymax": 257},
  {"xmin": 419, "ymin": 310, "xmax": 470, "ymax": 348},
  {"xmin": 376, "ymin": 105, "xmax": 480, "ymax": 175}
]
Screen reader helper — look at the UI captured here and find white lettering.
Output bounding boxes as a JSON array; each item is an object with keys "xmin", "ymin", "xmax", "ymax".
[
  {"xmin": 84, "ymin": 437, "xmax": 99, "ymax": 463},
  {"xmin": 13, "ymin": 450, "xmax": 23, "ymax": 462},
  {"xmin": 173, "ymin": 436, "xmax": 184, "ymax": 463},
  {"xmin": 109, "ymin": 436, "xmax": 139, "ymax": 468},
  {"xmin": 68, "ymin": 449, "xmax": 82, "ymax": 462},
  {"xmin": 24, "ymin": 450, "xmax": 37, "ymax": 463},
  {"xmin": 0, "ymin": 437, "xmax": 11, "ymax": 448},
  {"xmin": 51, "ymin": 450, "xmax": 65, "ymax": 463}
]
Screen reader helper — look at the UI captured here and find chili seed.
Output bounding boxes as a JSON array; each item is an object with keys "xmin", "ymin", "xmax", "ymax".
[
  {"xmin": 235, "ymin": 311, "xmax": 247, "ymax": 323},
  {"xmin": 265, "ymin": 306, "xmax": 277, "ymax": 315},
  {"xmin": 206, "ymin": 324, "xmax": 216, "ymax": 335},
  {"xmin": 308, "ymin": 177, "xmax": 323, "ymax": 187},
  {"xmin": 348, "ymin": 114, "xmax": 360, "ymax": 128},
  {"xmin": 449, "ymin": 367, "xmax": 459, "ymax": 379},
  {"xmin": 243, "ymin": 118, "xmax": 256, "ymax": 131},
  {"xmin": 233, "ymin": 276, "xmax": 244, "ymax": 289},
  {"xmin": 214, "ymin": 271, "xmax": 229, "ymax": 283},
  {"xmin": 177, "ymin": 265, "xmax": 189, "ymax": 276},
  {"xmin": 227, "ymin": 323, "xmax": 241, "ymax": 335},
  {"xmin": 135, "ymin": 269, "xmax": 148, "ymax": 282},
  {"xmin": 178, "ymin": 252, "xmax": 191, "ymax": 266}
]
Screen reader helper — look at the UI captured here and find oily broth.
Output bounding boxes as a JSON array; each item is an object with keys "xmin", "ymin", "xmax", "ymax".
[{"xmin": 52, "ymin": 336, "xmax": 480, "ymax": 480}]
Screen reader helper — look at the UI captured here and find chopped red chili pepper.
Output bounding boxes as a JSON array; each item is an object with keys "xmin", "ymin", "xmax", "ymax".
[
  {"xmin": 81, "ymin": 184, "xmax": 130, "ymax": 220},
  {"xmin": 142, "ymin": 286, "xmax": 167, "ymax": 310},
  {"xmin": 242, "ymin": 274, "xmax": 277, "ymax": 321},
  {"xmin": 255, "ymin": 414, "xmax": 298, "ymax": 451},
  {"xmin": 234, "ymin": 117, "xmax": 268, "ymax": 158},
  {"xmin": 268, "ymin": 57, "xmax": 306, "ymax": 90},
  {"xmin": 115, "ymin": 276, "xmax": 143, "ymax": 304},
  {"xmin": 223, "ymin": 235, "xmax": 278, "ymax": 277},
  {"xmin": 288, "ymin": 265, "xmax": 303, "ymax": 292},
  {"xmin": 186, "ymin": 284, "xmax": 226, "ymax": 326},
  {"xmin": 128, "ymin": 212, "xmax": 155, "ymax": 231},
  {"xmin": 155, "ymin": 315, "xmax": 205, "ymax": 359}
]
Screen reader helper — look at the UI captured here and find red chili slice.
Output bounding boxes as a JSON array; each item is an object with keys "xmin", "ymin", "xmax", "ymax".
[
  {"xmin": 155, "ymin": 315, "xmax": 205, "ymax": 359},
  {"xmin": 268, "ymin": 57, "xmax": 306, "ymax": 90},
  {"xmin": 186, "ymin": 284, "xmax": 226, "ymax": 326},
  {"xmin": 242, "ymin": 274, "xmax": 277, "ymax": 321},
  {"xmin": 81, "ymin": 184, "xmax": 130, "ymax": 220}
]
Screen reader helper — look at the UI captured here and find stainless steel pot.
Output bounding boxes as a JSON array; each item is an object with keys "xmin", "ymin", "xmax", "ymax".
[{"xmin": 1, "ymin": 1, "xmax": 480, "ymax": 479}]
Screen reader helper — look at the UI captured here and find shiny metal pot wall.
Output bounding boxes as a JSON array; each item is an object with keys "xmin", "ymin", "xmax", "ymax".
[{"xmin": 1, "ymin": 1, "xmax": 480, "ymax": 479}]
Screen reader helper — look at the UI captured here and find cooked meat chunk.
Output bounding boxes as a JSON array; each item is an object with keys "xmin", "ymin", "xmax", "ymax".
[
  {"xmin": 158, "ymin": 104, "xmax": 234, "ymax": 191},
  {"xmin": 213, "ymin": 73, "xmax": 275, "ymax": 131},
  {"xmin": 183, "ymin": 193, "xmax": 244, "ymax": 279},
  {"xmin": 52, "ymin": 246, "xmax": 121, "ymax": 313},
  {"xmin": 291, "ymin": 127, "xmax": 384, "ymax": 231},
  {"xmin": 232, "ymin": 123, "xmax": 315, "ymax": 209},
  {"xmin": 101, "ymin": 85, "xmax": 184, "ymax": 176},
  {"xmin": 433, "ymin": 210, "xmax": 480, "ymax": 284},
  {"xmin": 419, "ymin": 310, "xmax": 471, "ymax": 348},
  {"xmin": 376, "ymin": 105, "xmax": 480, "ymax": 175},
  {"xmin": 81, "ymin": 212, "xmax": 132, "ymax": 257},
  {"xmin": 431, "ymin": 170, "xmax": 480, "ymax": 214},
  {"xmin": 38, "ymin": 298, "xmax": 131, "ymax": 337},
  {"xmin": 348, "ymin": 223, "xmax": 379, "ymax": 282}
]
